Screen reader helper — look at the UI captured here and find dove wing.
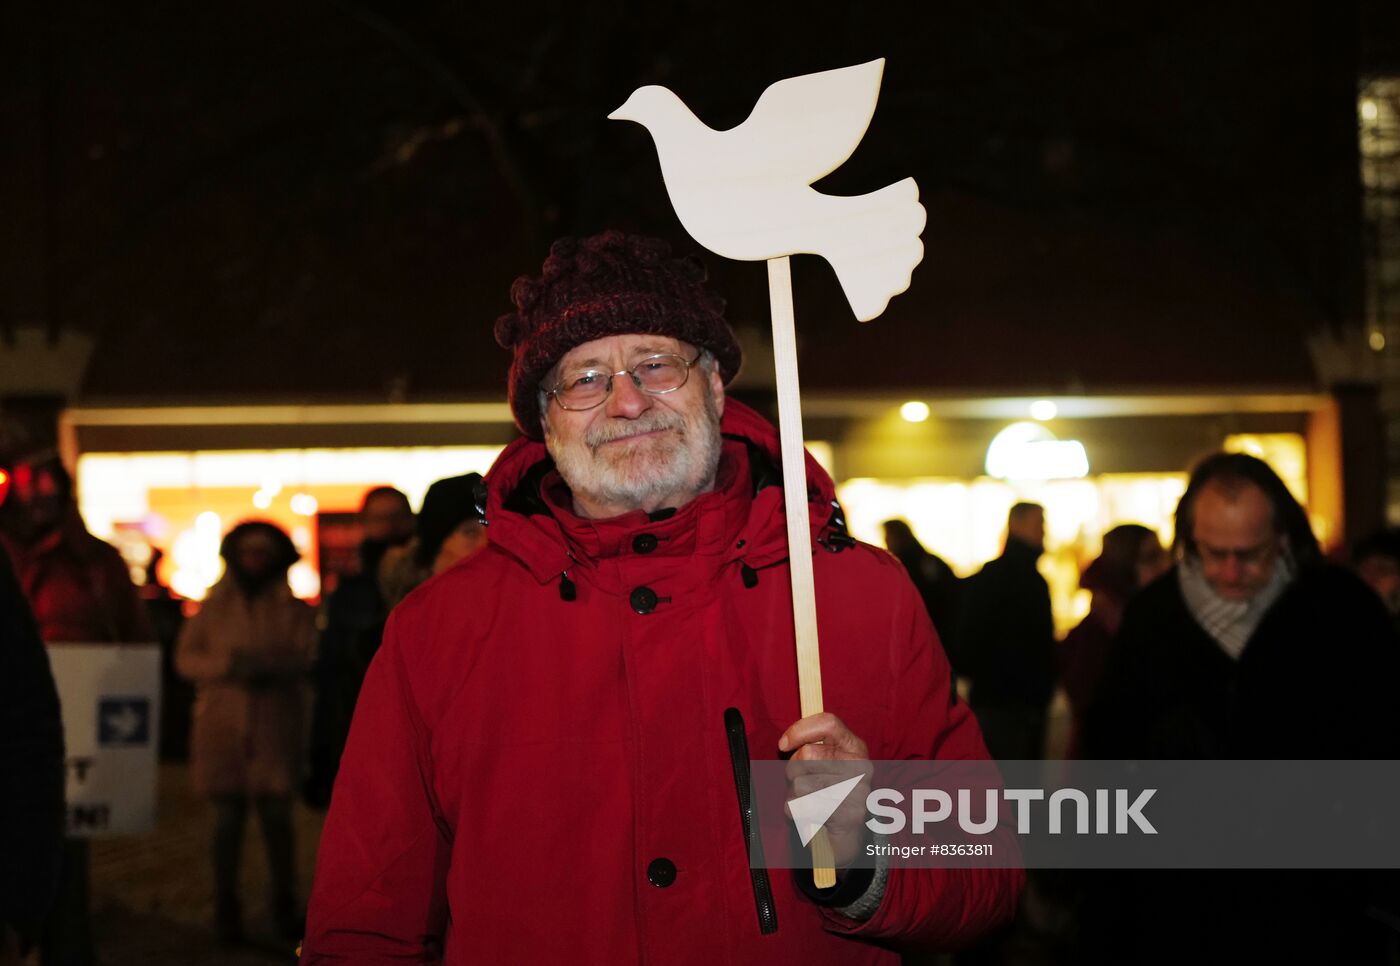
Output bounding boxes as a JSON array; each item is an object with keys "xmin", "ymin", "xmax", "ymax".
[{"xmin": 723, "ymin": 59, "xmax": 886, "ymax": 186}]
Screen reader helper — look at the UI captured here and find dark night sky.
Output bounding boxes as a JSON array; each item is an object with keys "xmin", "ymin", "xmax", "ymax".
[{"xmin": 0, "ymin": 1, "xmax": 1379, "ymax": 402}]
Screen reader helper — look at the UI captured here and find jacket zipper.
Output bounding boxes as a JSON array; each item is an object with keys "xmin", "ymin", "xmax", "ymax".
[{"xmin": 723, "ymin": 707, "xmax": 779, "ymax": 935}]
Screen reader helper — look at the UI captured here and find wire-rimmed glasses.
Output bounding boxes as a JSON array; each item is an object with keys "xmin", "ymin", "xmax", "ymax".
[{"xmin": 546, "ymin": 353, "xmax": 700, "ymax": 411}]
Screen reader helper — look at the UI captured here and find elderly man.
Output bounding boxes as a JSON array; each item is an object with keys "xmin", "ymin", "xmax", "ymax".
[
  {"xmin": 302, "ymin": 231, "xmax": 1020, "ymax": 964},
  {"xmin": 1085, "ymin": 452, "xmax": 1396, "ymax": 759},
  {"xmin": 1081, "ymin": 452, "xmax": 1399, "ymax": 964}
]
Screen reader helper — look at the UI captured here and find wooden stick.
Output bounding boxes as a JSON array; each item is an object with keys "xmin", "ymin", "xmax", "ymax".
[{"xmin": 767, "ymin": 256, "xmax": 836, "ymax": 888}]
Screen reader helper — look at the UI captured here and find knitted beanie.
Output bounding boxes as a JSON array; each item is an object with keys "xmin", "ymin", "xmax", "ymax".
[{"xmin": 494, "ymin": 230, "xmax": 743, "ymax": 438}]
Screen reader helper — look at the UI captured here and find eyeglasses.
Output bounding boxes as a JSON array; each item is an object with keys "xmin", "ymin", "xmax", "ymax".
[{"xmin": 546, "ymin": 353, "xmax": 700, "ymax": 412}]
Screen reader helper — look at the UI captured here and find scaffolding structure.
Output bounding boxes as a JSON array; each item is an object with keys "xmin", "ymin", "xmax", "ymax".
[{"xmin": 1362, "ymin": 77, "xmax": 1400, "ymax": 519}]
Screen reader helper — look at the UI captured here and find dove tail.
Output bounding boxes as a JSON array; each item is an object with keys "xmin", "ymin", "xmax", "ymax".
[{"xmin": 822, "ymin": 178, "xmax": 927, "ymax": 322}]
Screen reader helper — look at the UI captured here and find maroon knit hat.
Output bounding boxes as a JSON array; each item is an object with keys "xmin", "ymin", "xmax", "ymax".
[{"xmin": 494, "ymin": 230, "xmax": 743, "ymax": 438}]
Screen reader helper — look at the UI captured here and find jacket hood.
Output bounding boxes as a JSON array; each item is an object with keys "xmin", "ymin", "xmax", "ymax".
[{"xmin": 479, "ymin": 398, "xmax": 849, "ymax": 586}]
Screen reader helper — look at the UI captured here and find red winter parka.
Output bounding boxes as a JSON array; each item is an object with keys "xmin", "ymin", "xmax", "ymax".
[{"xmin": 301, "ymin": 400, "xmax": 1021, "ymax": 964}]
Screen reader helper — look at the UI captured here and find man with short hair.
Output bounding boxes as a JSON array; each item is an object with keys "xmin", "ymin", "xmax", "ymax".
[
  {"xmin": 1081, "ymin": 452, "xmax": 1399, "ymax": 963},
  {"xmin": 302, "ymin": 231, "xmax": 1020, "ymax": 963},
  {"xmin": 304, "ymin": 486, "xmax": 415, "ymax": 807},
  {"xmin": 956, "ymin": 501, "xmax": 1056, "ymax": 760},
  {"xmin": 377, "ymin": 473, "xmax": 488, "ymax": 609}
]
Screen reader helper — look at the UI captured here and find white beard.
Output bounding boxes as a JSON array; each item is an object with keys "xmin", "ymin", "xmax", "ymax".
[{"xmin": 545, "ymin": 384, "xmax": 723, "ymax": 516}]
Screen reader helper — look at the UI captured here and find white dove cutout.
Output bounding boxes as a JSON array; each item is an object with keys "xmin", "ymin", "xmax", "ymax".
[
  {"xmin": 611, "ymin": 59, "xmax": 925, "ymax": 888},
  {"xmin": 609, "ymin": 58, "xmax": 926, "ymax": 321}
]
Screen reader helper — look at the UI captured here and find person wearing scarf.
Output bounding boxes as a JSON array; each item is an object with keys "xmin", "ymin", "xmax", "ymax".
[{"xmin": 1079, "ymin": 452, "xmax": 1400, "ymax": 964}]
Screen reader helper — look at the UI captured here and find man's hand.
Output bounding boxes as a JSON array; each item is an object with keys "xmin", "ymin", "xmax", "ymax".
[{"xmin": 778, "ymin": 713, "xmax": 874, "ymax": 869}]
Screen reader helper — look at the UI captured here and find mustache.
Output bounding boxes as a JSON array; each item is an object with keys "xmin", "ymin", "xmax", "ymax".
[{"xmin": 586, "ymin": 410, "xmax": 686, "ymax": 450}]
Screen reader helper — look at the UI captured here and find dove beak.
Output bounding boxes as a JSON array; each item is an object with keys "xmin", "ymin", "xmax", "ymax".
[{"xmin": 607, "ymin": 93, "xmax": 636, "ymax": 122}]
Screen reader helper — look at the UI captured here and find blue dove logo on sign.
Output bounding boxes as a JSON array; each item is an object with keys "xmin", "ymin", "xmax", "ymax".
[{"xmin": 99, "ymin": 697, "xmax": 150, "ymax": 747}]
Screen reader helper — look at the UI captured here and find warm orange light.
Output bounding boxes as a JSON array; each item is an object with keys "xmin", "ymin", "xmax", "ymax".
[
  {"xmin": 1223, "ymin": 433, "xmax": 1308, "ymax": 506},
  {"xmin": 76, "ymin": 445, "xmax": 505, "ymax": 601}
]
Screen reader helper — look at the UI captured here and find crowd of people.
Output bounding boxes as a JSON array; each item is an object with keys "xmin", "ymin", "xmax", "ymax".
[
  {"xmin": 0, "ymin": 445, "xmax": 487, "ymax": 963},
  {"xmin": 3, "ymin": 230, "xmax": 1400, "ymax": 963},
  {"xmin": 888, "ymin": 482, "xmax": 1400, "ymax": 770},
  {"xmin": 883, "ymin": 457, "xmax": 1400, "ymax": 961}
]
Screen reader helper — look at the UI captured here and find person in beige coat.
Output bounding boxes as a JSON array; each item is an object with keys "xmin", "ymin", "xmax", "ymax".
[{"xmin": 176, "ymin": 520, "xmax": 315, "ymax": 945}]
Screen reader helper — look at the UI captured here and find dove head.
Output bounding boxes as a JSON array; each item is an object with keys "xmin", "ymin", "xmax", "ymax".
[{"xmin": 607, "ymin": 86, "xmax": 684, "ymax": 128}]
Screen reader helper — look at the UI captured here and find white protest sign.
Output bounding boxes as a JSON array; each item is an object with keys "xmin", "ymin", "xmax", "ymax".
[{"xmin": 47, "ymin": 643, "xmax": 162, "ymax": 837}]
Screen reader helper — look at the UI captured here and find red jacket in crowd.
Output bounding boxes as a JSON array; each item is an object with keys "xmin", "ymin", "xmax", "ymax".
[
  {"xmin": 302, "ymin": 400, "xmax": 1021, "ymax": 964},
  {"xmin": 0, "ymin": 510, "xmax": 149, "ymax": 644}
]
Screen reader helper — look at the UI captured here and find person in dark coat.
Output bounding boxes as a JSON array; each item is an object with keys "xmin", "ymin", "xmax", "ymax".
[
  {"xmin": 1058, "ymin": 523, "xmax": 1167, "ymax": 757},
  {"xmin": 0, "ymin": 544, "xmax": 64, "ymax": 964},
  {"xmin": 957, "ymin": 502, "xmax": 1055, "ymax": 760},
  {"xmin": 1352, "ymin": 525, "xmax": 1400, "ymax": 629},
  {"xmin": 0, "ymin": 451, "xmax": 150, "ymax": 966},
  {"xmin": 303, "ymin": 486, "xmax": 413, "ymax": 808},
  {"xmin": 881, "ymin": 519, "xmax": 960, "ymax": 652},
  {"xmin": 1080, "ymin": 452, "xmax": 1400, "ymax": 964},
  {"xmin": 141, "ymin": 549, "xmax": 191, "ymax": 761}
]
